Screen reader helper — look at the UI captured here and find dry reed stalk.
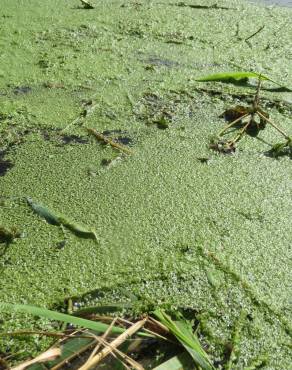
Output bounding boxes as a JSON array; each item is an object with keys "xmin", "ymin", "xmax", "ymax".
[
  {"xmin": 12, "ymin": 348, "xmax": 61, "ymax": 370},
  {"xmin": 86, "ymin": 127, "xmax": 133, "ymax": 155},
  {"xmin": 78, "ymin": 317, "xmax": 147, "ymax": 370},
  {"xmin": 86, "ymin": 317, "xmax": 118, "ymax": 363}
]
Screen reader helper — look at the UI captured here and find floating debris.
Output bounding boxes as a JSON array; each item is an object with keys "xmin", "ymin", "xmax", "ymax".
[
  {"xmin": 209, "ymin": 137, "xmax": 236, "ymax": 154},
  {"xmin": 26, "ymin": 198, "xmax": 98, "ymax": 242},
  {"xmin": 57, "ymin": 216, "xmax": 98, "ymax": 242},
  {"xmin": 0, "ymin": 225, "xmax": 21, "ymax": 244},
  {"xmin": 86, "ymin": 127, "xmax": 133, "ymax": 155},
  {"xmin": 268, "ymin": 137, "xmax": 292, "ymax": 158},
  {"xmin": 26, "ymin": 197, "xmax": 60, "ymax": 226},
  {"xmin": 208, "ymin": 78, "xmax": 291, "ymax": 153},
  {"xmin": 80, "ymin": 0, "xmax": 95, "ymax": 9}
]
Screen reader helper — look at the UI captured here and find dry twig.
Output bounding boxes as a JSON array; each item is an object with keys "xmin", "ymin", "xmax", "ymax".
[{"xmin": 78, "ymin": 317, "xmax": 147, "ymax": 370}]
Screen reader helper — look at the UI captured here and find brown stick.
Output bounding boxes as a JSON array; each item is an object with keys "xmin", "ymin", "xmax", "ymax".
[
  {"xmin": 86, "ymin": 318, "xmax": 118, "ymax": 363},
  {"xmin": 230, "ymin": 119, "xmax": 252, "ymax": 144},
  {"xmin": 78, "ymin": 317, "xmax": 147, "ymax": 370},
  {"xmin": 86, "ymin": 127, "xmax": 133, "ymax": 155},
  {"xmin": 93, "ymin": 336, "xmax": 144, "ymax": 370},
  {"xmin": 257, "ymin": 111, "xmax": 290, "ymax": 139},
  {"xmin": 245, "ymin": 25, "xmax": 265, "ymax": 42},
  {"xmin": 219, "ymin": 113, "xmax": 250, "ymax": 136}
]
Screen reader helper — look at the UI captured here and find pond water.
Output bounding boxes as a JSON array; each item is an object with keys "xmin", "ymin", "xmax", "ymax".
[{"xmin": 252, "ymin": 0, "xmax": 292, "ymax": 6}]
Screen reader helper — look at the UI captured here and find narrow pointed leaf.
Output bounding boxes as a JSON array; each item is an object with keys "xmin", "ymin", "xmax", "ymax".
[
  {"xmin": 153, "ymin": 310, "xmax": 214, "ymax": 370},
  {"xmin": 0, "ymin": 304, "xmax": 151, "ymax": 338}
]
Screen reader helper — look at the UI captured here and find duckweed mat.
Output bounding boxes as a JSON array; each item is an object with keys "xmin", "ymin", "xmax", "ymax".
[{"xmin": 0, "ymin": 0, "xmax": 291, "ymax": 368}]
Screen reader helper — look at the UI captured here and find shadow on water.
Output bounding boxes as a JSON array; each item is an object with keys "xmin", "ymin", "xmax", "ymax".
[{"xmin": 0, "ymin": 149, "xmax": 14, "ymax": 177}]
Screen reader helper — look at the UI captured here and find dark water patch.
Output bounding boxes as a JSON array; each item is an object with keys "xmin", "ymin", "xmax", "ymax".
[
  {"xmin": 145, "ymin": 56, "xmax": 180, "ymax": 68},
  {"xmin": 40, "ymin": 129, "xmax": 89, "ymax": 145},
  {"xmin": 102, "ymin": 130, "xmax": 133, "ymax": 145},
  {"xmin": 60, "ymin": 134, "xmax": 89, "ymax": 145},
  {"xmin": 134, "ymin": 91, "xmax": 190, "ymax": 128},
  {"xmin": 0, "ymin": 157, "xmax": 14, "ymax": 177},
  {"xmin": 13, "ymin": 86, "xmax": 32, "ymax": 95},
  {"xmin": 170, "ymin": 2, "xmax": 234, "ymax": 10},
  {"xmin": 0, "ymin": 112, "xmax": 12, "ymax": 121}
]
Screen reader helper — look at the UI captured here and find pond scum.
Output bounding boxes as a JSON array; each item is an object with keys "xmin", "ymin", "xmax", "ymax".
[{"xmin": 0, "ymin": 0, "xmax": 292, "ymax": 368}]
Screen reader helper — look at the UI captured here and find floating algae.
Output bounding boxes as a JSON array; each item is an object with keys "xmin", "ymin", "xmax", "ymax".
[{"xmin": 26, "ymin": 198, "xmax": 98, "ymax": 242}]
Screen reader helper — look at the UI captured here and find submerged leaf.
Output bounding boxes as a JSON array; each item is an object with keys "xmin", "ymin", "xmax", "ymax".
[
  {"xmin": 26, "ymin": 198, "xmax": 98, "ymax": 242},
  {"xmin": 26, "ymin": 198, "xmax": 60, "ymax": 226},
  {"xmin": 58, "ymin": 216, "xmax": 98, "ymax": 242}
]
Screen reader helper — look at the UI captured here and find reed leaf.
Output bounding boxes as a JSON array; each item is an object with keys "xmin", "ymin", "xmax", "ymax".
[
  {"xmin": 154, "ymin": 309, "xmax": 214, "ymax": 370},
  {"xmin": 0, "ymin": 304, "xmax": 150, "ymax": 337}
]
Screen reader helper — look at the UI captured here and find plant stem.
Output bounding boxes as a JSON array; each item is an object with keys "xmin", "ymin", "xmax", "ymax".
[
  {"xmin": 219, "ymin": 113, "xmax": 250, "ymax": 136},
  {"xmin": 253, "ymin": 78, "xmax": 262, "ymax": 108},
  {"xmin": 230, "ymin": 119, "xmax": 252, "ymax": 145},
  {"xmin": 257, "ymin": 111, "xmax": 289, "ymax": 139}
]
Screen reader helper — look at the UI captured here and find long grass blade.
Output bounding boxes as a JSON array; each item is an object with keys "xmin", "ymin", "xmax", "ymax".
[{"xmin": 0, "ymin": 304, "xmax": 151, "ymax": 338}]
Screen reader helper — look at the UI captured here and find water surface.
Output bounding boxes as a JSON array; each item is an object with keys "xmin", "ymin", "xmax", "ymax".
[{"xmin": 252, "ymin": 0, "xmax": 292, "ymax": 6}]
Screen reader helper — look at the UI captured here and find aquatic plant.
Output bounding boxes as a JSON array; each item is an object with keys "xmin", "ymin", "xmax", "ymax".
[
  {"xmin": 154, "ymin": 309, "xmax": 215, "ymax": 370},
  {"xmin": 196, "ymin": 72, "xmax": 291, "ymax": 154},
  {"xmin": 0, "ymin": 303, "xmax": 215, "ymax": 370}
]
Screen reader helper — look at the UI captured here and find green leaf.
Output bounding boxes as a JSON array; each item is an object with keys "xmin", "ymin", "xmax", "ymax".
[
  {"xmin": 28, "ymin": 335, "xmax": 95, "ymax": 370},
  {"xmin": 153, "ymin": 310, "xmax": 214, "ymax": 370},
  {"xmin": 26, "ymin": 198, "xmax": 60, "ymax": 226},
  {"xmin": 153, "ymin": 352, "xmax": 195, "ymax": 370},
  {"xmin": 26, "ymin": 198, "xmax": 98, "ymax": 241},
  {"xmin": 195, "ymin": 71, "xmax": 285, "ymax": 88},
  {"xmin": 0, "ymin": 303, "xmax": 151, "ymax": 337}
]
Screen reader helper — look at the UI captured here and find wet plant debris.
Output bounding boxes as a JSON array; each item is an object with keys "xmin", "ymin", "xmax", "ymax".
[
  {"xmin": 204, "ymin": 76, "xmax": 292, "ymax": 154},
  {"xmin": 26, "ymin": 198, "xmax": 98, "ymax": 242}
]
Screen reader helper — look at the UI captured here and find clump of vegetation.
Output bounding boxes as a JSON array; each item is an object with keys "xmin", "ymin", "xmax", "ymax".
[
  {"xmin": 0, "ymin": 225, "xmax": 21, "ymax": 245},
  {"xmin": 269, "ymin": 137, "xmax": 292, "ymax": 158},
  {"xmin": 0, "ymin": 303, "xmax": 214, "ymax": 370},
  {"xmin": 196, "ymin": 72, "xmax": 291, "ymax": 155}
]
